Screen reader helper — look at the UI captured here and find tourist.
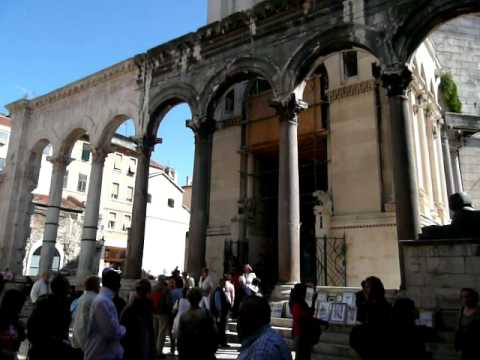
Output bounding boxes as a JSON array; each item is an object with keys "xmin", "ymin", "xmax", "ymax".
[
  {"xmin": 72, "ymin": 276, "xmax": 100, "ymax": 352},
  {"xmin": 350, "ymin": 276, "xmax": 392, "ymax": 360},
  {"xmin": 30, "ymin": 271, "xmax": 49, "ymax": 304},
  {"xmin": 199, "ymin": 268, "xmax": 215, "ymax": 295},
  {"xmin": 0, "ymin": 289, "xmax": 26, "ymax": 359},
  {"xmin": 210, "ymin": 278, "xmax": 230, "ymax": 347},
  {"xmin": 237, "ymin": 295, "xmax": 292, "ymax": 360},
  {"xmin": 182, "ymin": 271, "xmax": 195, "ymax": 289},
  {"xmin": 84, "ymin": 269, "xmax": 126, "ymax": 360},
  {"xmin": 169, "ymin": 277, "xmax": 184, "ymax": 355},
  {"xmin": 390, "ymin": 297, "xmax": 438, "ymax": 360},
  {"xmin": 120, "ymin": 279, "xmax": 155, "ymax": 360},
  {"xmin": 455, "ymin": 288, "xmax": 480, "ymax": 360},
  {"xmin": 151, "ymin": 275, "xmax": 172, "ymax": 359},
  {"xmin": 172, "ymin": 288, "xmax": 191, "ymax": 343},
  {"xmin": 224, "ymin": 274, "xmax": 235, "ymax": 308},
  {"xmin": 291, "ymin": 283, "xmax": 326, "ymax": 360},
  {"xmin": 177, "ymin": 288, "xmax": 217, "ymax": 360},
  {"xmin": 239, "ymin": 264, "xmax": 256, "ymax": 296},
  {"xmin": 27, "ymin": 274, "xmax": 73, "ymax": 360}
]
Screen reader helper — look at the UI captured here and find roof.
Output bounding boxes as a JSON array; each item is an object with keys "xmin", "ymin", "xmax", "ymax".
[
  {"xmin": 149, "ymin": 159, "xmax": 165, "ymax": 170},
  {"xmin": 33, "ymin": 194, "xmax": 85, "ymax": 212},
  {"xmin": 0, "ymin": 115, "xmax": 11, "ymax": 128}
]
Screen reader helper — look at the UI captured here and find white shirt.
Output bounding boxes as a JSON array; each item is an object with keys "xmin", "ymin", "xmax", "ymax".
[
  {"xmin": 172, "ymin": 298, "xmax": 191, "ymax": 338},
  {"xmin": 224, "ymin": 281, "xmax": 235, "ymax": 306},
  {"xmin": 30, "ymin": 278, "xmax": 49, "ymax": 303},
  {"xmin": 240, "ymin": 272, "xmax": 257, "ymax": 296},
  {"xmin": 84, "ymin": 287, "xmax": 126, "ymax": 360},
  {"xmin": 72, "ymin": 291, "xmax": 97, "ymax": 350},
  {"xmin": 199, "ymin": 275, "xmax": 215, "ymax": 294}
]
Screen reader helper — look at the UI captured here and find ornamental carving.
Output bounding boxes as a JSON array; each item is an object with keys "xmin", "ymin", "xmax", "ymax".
[{"xmin": 327, "ymin": 80, "xmax": 375, "ymax": 103}]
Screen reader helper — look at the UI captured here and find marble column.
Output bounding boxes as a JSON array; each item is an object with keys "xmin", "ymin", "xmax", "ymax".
[
  {"xmin": 125, "ymin": 139, "xmax": 154, "ymax": 279},
  {"xmin": 39, "ymin": 155, "xmax": 71, "ymax": 275},
  {"xmin": 272, "ymin": 94, "xmax": 307, "ymax": 285},
  {"xmin": 77, "ymin": 148, "xmax": 108, "ymax": 280},
  {"xmin": 186, "ymin": 118, "xmax": 215, "ymax": 278},
  {"xmin": 382, "ymin": 67, "xmax": 420, "ymax": 241},
  {"xmin": 441, "ymin": 125, "xmax": 455, "ymax": 196}
]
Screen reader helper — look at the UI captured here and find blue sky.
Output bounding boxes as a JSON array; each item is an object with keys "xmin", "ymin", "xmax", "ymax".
[{"xmin": 1, "ymin": 0, "xmax": 208, "ymax": 184}]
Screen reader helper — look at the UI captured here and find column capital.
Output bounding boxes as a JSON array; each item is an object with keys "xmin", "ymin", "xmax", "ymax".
[
  {"xmin": 270, "ymin": 94, "xmax": 309, "ymax": 123},
  {"xmin": 186, "ymin": 116, "xmax": 216, "ymax": 137},
  {"xmin": 91, "ymin": 146, "xmax": 111, "ymax": 163},
  {"xmin": 381, "ymin": 65, "xmax": 413, "ymax": 97},
  {"xmin": 47, "ymin": 155, "xmax": 73, "ymax": 169},
  {"xmin": 136, "ymin": 136, "xmax": 157, "ymax": 157}
]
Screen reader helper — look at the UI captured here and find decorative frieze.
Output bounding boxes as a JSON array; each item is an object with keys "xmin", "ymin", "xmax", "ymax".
[{"xmin": 327, "ymin": 80, "xmax": 375, "ymax": 103}]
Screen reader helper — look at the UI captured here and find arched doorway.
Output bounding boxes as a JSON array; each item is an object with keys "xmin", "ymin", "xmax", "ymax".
[{"xmin": 28, "ymin": 246, "xmax": 61, "ymax": 275}]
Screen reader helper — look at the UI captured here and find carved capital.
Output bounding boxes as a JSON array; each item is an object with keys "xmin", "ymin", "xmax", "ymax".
[
  {"xmin": 270, "ymin": 93, "xmax": 309, "ymax": 124},
  {"xmin": 136, "ymin": 137, "xmax": 157, "ymax": 157},
  {"xmin": 91, "ymin": 146, "xmax": 111, "ymax": 163},
  {"xmin": 381, "ymin": 66, "xmax": 413, "ymax": 97},
  {"xmin": 186, "ymin": 116, "xmax": 216, "ymax": 137},
  {"xmin": 47, "ymin": 155, "xmax": 73, "ymax": 169}
]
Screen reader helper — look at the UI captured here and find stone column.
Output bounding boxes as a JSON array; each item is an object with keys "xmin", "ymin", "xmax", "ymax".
[
  {"xmin": 452, "ymin": 149, "xmax": 464, "ymax": 193},
  {"xmin": 77, "ymin": 148, "xmax": 109, "ymax": 280},
  {"xmin": 124, "ymin": 139, "xmax": 154, "ymax": 279},
  {"xmin": 382, "ymin": 67, "xmax": 420, "ymax": 240},
  {"xmin": 441, "ymin": 125, "xmax": 455, "ymax": 196},
  {"xmin": 272, "ymin": 94, "xmax": 307, "ymax": 285},
  {"xmin": 186, "ymin": 118, "xmax": 215, "ymax": 278},
  {"xmin": 38, "ymin": 155, "xmax": 71, "ymax": 275}
]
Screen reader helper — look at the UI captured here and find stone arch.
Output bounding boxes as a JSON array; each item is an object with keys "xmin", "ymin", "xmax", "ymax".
[
  {"xmin": 201, "ymin": 56, "xmax": 281, "ymax": 119},
  {"xmin": 24, "ymin": 240, "xmax": 64, "ymax": 276},
  {"xmin": 54, "ymin": 127, "xmax": 89, "ymax": 158},
  {"xmin": 93, "ymin": 114, "xmax": 140, "ymax": 149},
  {"xmin": 147, "ymin": 82, "xmax": 200, "ymax": 138},
  {"xmin": 282, "ymin": 25, "xmax": 386, "ymax": 95},
  {"xmin": 393, "ymin": 0, "xmax": 480, "ymax": 63}
]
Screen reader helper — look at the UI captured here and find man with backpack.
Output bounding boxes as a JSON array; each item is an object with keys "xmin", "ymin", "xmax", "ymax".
[{"xmin": 151, "ymin": 276, "xmax": 172, "ymax": 359}]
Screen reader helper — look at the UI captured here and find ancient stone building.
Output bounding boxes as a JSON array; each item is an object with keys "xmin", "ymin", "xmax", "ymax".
[{"xmin": 1, "ymin": 1, "xmax": 479, "ymax": 295}]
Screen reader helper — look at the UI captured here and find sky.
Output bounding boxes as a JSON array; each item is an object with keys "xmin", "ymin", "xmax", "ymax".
[{"xmin": 0, "ymin": 0, "xmax": 208, "ymax": 184}]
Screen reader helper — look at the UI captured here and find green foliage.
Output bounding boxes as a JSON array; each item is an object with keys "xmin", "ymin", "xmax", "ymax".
[{"xmin": 440, "ymin": 73, "xmax": 462, "ymax": 113}]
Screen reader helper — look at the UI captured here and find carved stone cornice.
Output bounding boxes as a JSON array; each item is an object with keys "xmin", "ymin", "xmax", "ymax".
[
  {"xmin": 186, "ymin": 117, "xmax": 216, "ymax": 137},
  {"xmin": 381, "ymin": 66, "xmax": 413, "ymax": 97},
  {"xmin": 47, "ymin": 155, "xmax": 73, "ymax": 169},
  {"xmin": 23, "ymin": 59, "xmax": 136, "ymax": 110},
  {"xmin": 327, "ymin": 80, "xmax": 375, "ymax": 103}
]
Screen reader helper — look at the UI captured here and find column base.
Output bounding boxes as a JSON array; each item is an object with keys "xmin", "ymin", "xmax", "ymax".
[{"xmin": 270, "ymin": 283, "xmax": 295, "ymax": 301}]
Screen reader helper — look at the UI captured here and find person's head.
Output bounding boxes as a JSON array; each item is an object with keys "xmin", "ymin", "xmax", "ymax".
[
  {"xmin": 187, "ymin": 288, "xmax": 203, "ymax": 309},
  {"xmin": 238, "ymin": 296, "xmax": 271, "ymax": 341},
  {"xmin": 51, "ymin": 274, "xmax": 70, "ymax": 298},
  {"xmin": 41, "ymin": 272, "xmax": 49, "ymax": 282},
  {"xmin": 365, "ymin": 276, "xmax": 385, "ymax": 302},
  {"xmin": 292, "ymin": 283, "xmax": 307, "ymax": 303},
  {"xmin": 168, "ymin": 278, "xmax": 175, "ymax": 289},
  {"xmin": 243, "ymin": 264, "xmax": 253, "ymax": 274},
  {"xmin": 136, "ymin": 279, "xmax": 152, "ymax": 299},
  {"xmin": 182, "ymin": 271, "xmax": 188, "ymax": 278},
  {"xmin": 85, "ymin": 276, "xmax": 100, "ymax": 293},
  {"xmin": 460, "ymin": 288, "xmax": 479, "ymax": 308},
  {"xmin": 224, "ymin": 273, "xmax": 232, "ymax": 282},
  {"xmin": 0, "ymin": 289, "xmax": 26, "ymax": 316},
  {"xmin": 102, "ymin": 268, "xmax": 122, "ymax": 293},
  {"xmin": 175, "ymin": 277, "xmax": 184, "ymax": 289},
  {"xmin": 393, "ymin": 297, "xmax": 417, "ymax": 326},
  {"xmin": 201, "ymin": 268, "xmax": 209, "ymax": 278},
  {"xmin": 219, "ymin": 278, "xmax": 226, "ymax": 288},
  {"xmin": 449, "ymin": 192, "xmax": 473, "ymax": 212}
]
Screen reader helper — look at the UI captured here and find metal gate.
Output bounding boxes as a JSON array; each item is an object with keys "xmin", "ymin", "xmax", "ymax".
[{"xmin": 316, "ymin": 235, "xmax": 347, "ymax": 287}]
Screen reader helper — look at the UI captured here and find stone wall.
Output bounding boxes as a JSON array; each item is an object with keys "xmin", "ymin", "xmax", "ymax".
[
  {"xmin": 431, "ymin": 15, "xmax": 480, "ymax": 116},
  {"xmin": 402, "ymin": 239, "xmax": 480, "ymax": 328},
  {"xmin": 459, "ymin": 138, "xmax": 480, "ymax": 209}
]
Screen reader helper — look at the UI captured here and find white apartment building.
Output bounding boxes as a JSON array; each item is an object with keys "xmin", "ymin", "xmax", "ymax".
[
  {"xmin": 0, "ymin": 115, "xmax": 11, "ymax": 170},
  {"xmin": 4, "ymin": 129, "xmax": 190, "ymax": 276}
]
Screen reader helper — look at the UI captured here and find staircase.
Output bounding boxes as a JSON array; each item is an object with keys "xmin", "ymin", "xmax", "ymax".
[{"xmin": 227, "ymin": 318, "xmax": 461, "ymax": 360}]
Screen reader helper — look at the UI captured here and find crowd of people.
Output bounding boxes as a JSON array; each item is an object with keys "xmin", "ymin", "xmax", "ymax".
[{"xmin": 0, "ymin": 267, "xmax": 477, "ymax": 360}]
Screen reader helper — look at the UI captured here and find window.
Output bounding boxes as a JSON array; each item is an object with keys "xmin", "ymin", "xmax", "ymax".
[
  {"xmin": 77, "ymin": 174, "xmax": 88, "ymax": 193},
  {"xmin": 126, "ymin": 186, "xmax": 133, "ymax": 202},
  {"xmin": 114, "ymin": 153, "xmax": 122, "ymax": 170},
  {"xmin": 111, "ymin": 183, "xmax": 119, "ymax": 200},
  {"xmin": 81, "ymin": 143, "xmax": 91, "ymax": 162},
  {"xmin": 123, "ymin": 215, "xmax": 131, "ymax": 232},
  {"xmin": 108, "ymin": 212, "xmax": 117, "ymax": 229},
  {"xmin": 29, "ymin": 247, "xmax": 60, "ymax": 276},
  {"xmin": 343, "ymin": 51, "xmax": 358, "ymax": 79},
  {"xmin": 127, "ymin": 158, "xmax": 136, "ymax": 176},
  {"xmin": 63, "ymin": 171, "xmax": 69, "ymax": 189},
  {"xmin": 168, "ymin": 198, "xmax": 175, "ymax": 208},
  {"xmin": 43, "ymin": 145, "xmax": 52, "ymax": 156},
  {"xmin": 0, "ymin": 131, "xmax": 9, "ymax": 146},
  {"xmin": 225, "ymin": 89, "xmax": 235, "ymax": 113},
  {"xmin": 0, "ymin": 158, "xmax": 5, "ymax": 170}
]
